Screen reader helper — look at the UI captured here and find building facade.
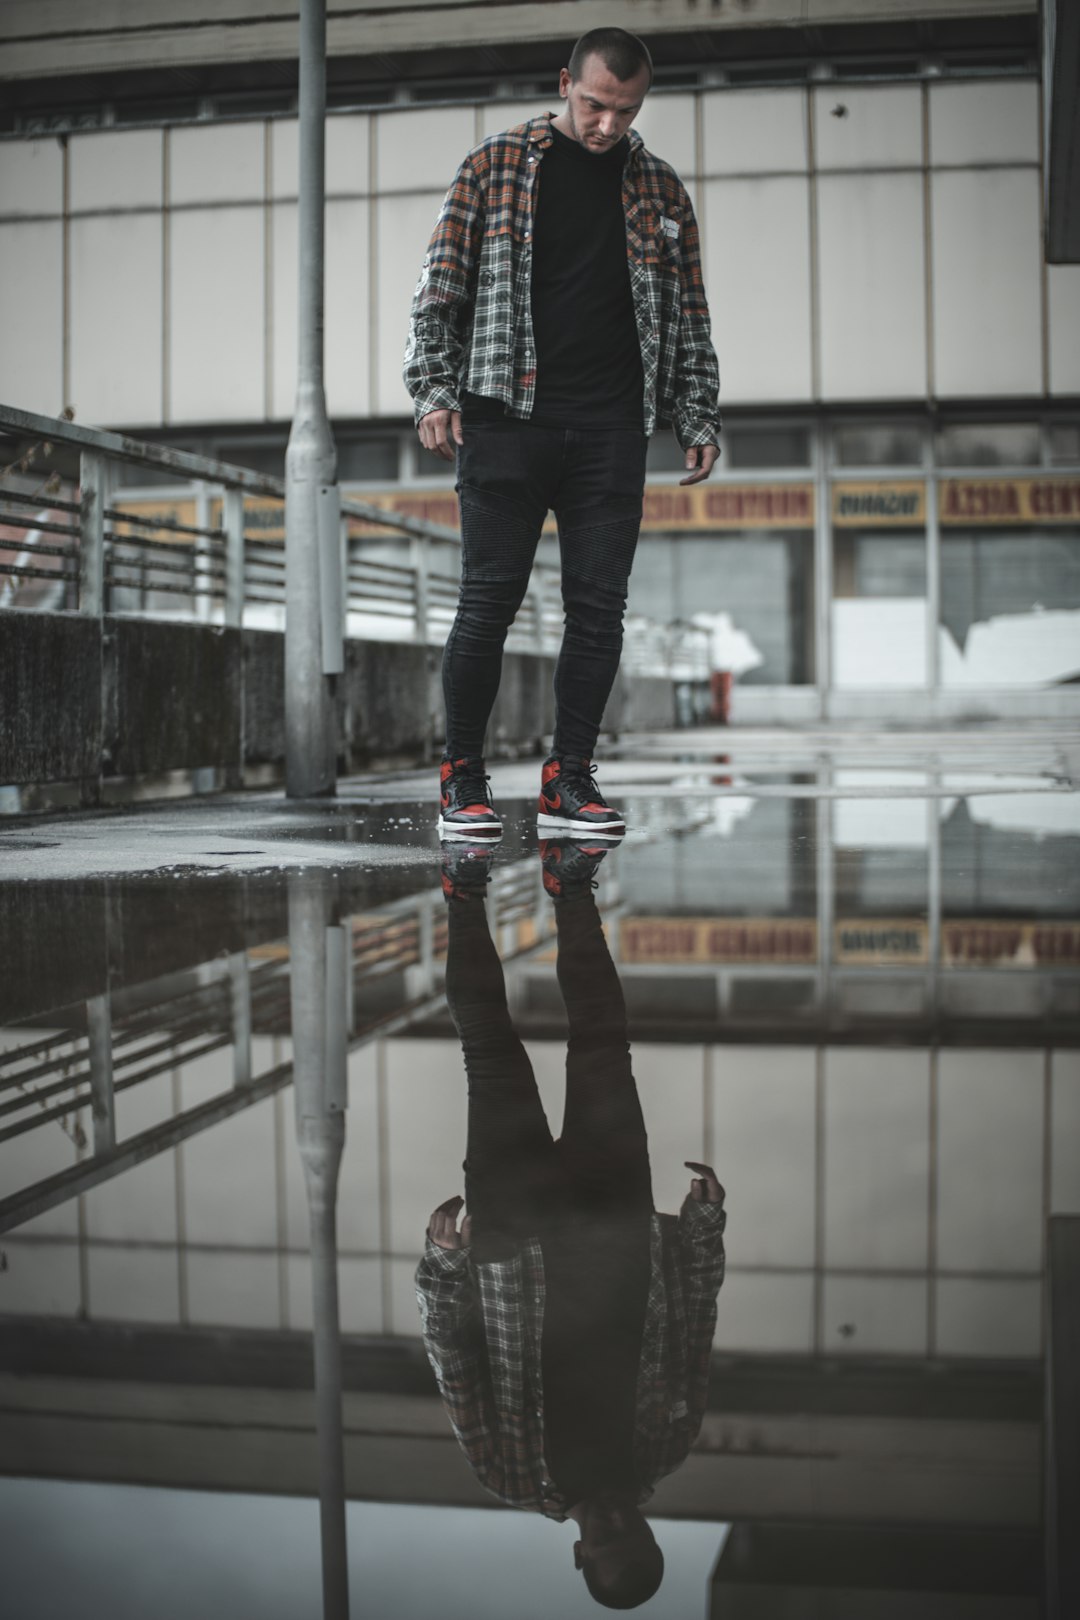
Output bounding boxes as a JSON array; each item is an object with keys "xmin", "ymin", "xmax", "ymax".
[{"xmin": 2, "ymin": 7, "xmax": 1078, "ymax": 719}]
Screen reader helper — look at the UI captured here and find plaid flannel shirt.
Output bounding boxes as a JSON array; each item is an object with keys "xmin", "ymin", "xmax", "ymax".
[
  {"xmin": 403, "ymin": 114, "xmax": 721, "ymax": 447},
  {"xmin": 415, "ymin": 1199, "xmax": 726, "ymax": 1518}
]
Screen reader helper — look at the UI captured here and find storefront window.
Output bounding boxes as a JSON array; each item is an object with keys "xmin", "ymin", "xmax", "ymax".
[
  {"xmin": 938, "ymin": 474, "xmax": 1080, "ymax": 687},
  {"xmin": 934, "ymin": 422, "xmax": 1040, "ymax": 468},
  {"xmin": 830, "ymin": 479, "xmax": 927, "ymax": 688},
  {"xmin": 338, "ymin": 437, "xmax": 400, "ymax": 483},
  {"xmin": 1048, "ymin": 423, "xmax": 1080, "ymax": 467},
  {"xmin": 832, "ymin": 424, "xmax": 923, "ymax": 468},
  {"xmin": 723, "ymin": 425, "xmax": 811, "ymax": 469}
]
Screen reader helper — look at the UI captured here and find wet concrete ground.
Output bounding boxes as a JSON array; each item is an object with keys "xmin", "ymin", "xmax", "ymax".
[{"xmin": 1, "ymin": 725, "xmax": 1077, "ymax": 1618}]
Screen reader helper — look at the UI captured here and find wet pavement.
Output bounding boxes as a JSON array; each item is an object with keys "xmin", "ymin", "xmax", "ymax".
[{"xmin": 0, "ymin": 726, "xmax": 1077, "ymax": 1618}]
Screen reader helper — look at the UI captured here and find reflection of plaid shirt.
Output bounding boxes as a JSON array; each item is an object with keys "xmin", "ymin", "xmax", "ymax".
[
  {"xmin": 403, "ymin": 114, "xmax": 721, "ymax": 447},
  {"xmin": 415, "ymin": 1200, "xmax": 726, "ymax": 1518}
]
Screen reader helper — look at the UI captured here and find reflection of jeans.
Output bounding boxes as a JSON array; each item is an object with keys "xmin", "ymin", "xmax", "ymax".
[
  {"xmin": 444, "ymin": 423, "xmax": 647, "ymax": 760},
  {"xmin": 445, "ymin": 891, "xmax": 653, "ymax": 1265}
]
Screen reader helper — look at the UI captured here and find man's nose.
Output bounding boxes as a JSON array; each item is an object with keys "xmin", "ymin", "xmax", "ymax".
[{"xmin": 598, "ymin": 112, "xmax": 618, "ymax": 137}]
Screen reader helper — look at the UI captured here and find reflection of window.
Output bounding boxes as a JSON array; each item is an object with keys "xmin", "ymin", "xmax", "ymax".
[
  {"xmin": 833, "ymin": 424, "xmax": 922, "ymax": 468},
  {"xmin": 934, "ymin": 422, "xmax": 1040, "ymax": 467},
  {"xmin": 940, "ymin": 530, "xmax": 1080, "ymax": 687}
]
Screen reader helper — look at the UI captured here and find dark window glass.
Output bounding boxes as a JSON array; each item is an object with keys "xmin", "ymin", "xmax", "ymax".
[
  {"xmin": 647, "ymin": 434, "xmax": 691, "ymax": 474},
  {"xmin": 339, "ymin": 437, "xmax": 400, "ymax": 482},
  {"xmin": 215, "ymin": 442, "xmax": 286, "ymax": 479},
  {"xmin": 1047, "ymin": 423, "xmax": 1080, "ymax": 467},
  {"xmin": 934, "ymin": 423, "xmax": 1040, "ymax": 467},
  {"xmin": 724, "ymin": 427, "xmax": 811, "ymax": 469},
  {"xmin": 833, "ymin": 425, "xmax": 922, "ymax": 467}
]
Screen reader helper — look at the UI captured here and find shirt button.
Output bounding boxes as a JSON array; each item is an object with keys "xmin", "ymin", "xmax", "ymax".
[{"xmin": 524, "ymin": 231, "xmax": 531, "ymax": 239}]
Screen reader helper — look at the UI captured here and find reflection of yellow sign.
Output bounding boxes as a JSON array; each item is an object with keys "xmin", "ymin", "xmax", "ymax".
[
  {"xmin": 110, "ymin": 498, "xmax": 198, "ymax": 542},
  {"xmin": 832, "ymin": 482, "xmax": 925, "ymax": 527},
  {"xmin": 939, "ymin": 478, "xmax": 1080, "ymax": 526},
  {"xmin": 944, "ymin": 920, "xmax": 1080, "ymax": 968},
  {"xmin": 835, "ymin": 919, "xmax": 928, "ymax": 965},
  {"xmin": 620, "ymin": 917, "xmax": 818, "ymax": 965}
]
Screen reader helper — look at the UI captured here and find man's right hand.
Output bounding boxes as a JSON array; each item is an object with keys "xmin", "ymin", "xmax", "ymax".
[
  {"xmin": 418, "ymin": 409, "xmax": 463, "ymax": 462},
  {"xmin": 428, "ymin": 1194, "xmax": 472, "ymax": 1250}
]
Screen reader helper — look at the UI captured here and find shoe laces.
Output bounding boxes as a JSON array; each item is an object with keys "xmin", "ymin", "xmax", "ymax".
[
  {"xmin": 449, "ymin": 758, "xmax": 491, "ymax": 804},
  {"xmin": 558, "ymin": 757, "xmax": 608, "ymax": 806}
]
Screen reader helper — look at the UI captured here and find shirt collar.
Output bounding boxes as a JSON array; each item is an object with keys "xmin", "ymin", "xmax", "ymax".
[{"xmin": 528, "ymin": 112, "xmax": 643, "ymax": 159}]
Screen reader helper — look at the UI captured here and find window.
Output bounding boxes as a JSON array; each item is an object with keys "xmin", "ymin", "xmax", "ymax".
[
  {"xmin": 934, "ymin": 422, "xmax": 1040, "ymax": 468},
  {"xmin": 833, "ymin": 424, "xmax": 922, "ymax": 468},
  {"xmin": 338, "ymin": 437, "xmax": 400, "ymax": 482},
  {"xmin": 723, "ymin": 426, "xmax": 811, "ymax": 469}
]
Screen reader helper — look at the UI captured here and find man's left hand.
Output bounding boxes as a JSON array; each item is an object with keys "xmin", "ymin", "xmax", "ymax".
[
  {"xmin": 680, "ymin": 443, "xmax": 720, "ymax": 486},
  {"xmin": 685, "ymin": 1161, "xmax": 725, "ymax": 1204}
]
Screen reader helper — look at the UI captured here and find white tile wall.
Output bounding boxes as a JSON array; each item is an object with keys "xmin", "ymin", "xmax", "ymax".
[
  {"xmin": 69, "ymin": 212, "xmax": 163, "ymax": 426},
  {"xmin": 0, "ymin": 137, "xmax": 64, "ymax": 217},
  {"xmin": 702, "ymin": 89, "xmax": 807, "ymax": 175},
  {"xmin": 813, "ymin": 84, "xmax": 922, "ymax": 171},
  {"xmin": 0, "ymin": 220, "xmax": 64, "ymax": 414},
  {"xmin": 822, "ymin": 1275, "xmax": 928, "ymax": 1355},
  {"xmin": 169, "ymin": 206, "xmax": 265, "ymax": 422},
  {"xmin": 170, "ymin": 121, "xmax": 265, "ymax": 206},
  {"xmin": 87, "ymin": 1243, "xmax": 180, "ymax": 1323},
  {"xmin": 713, "ymin": 1271, "xmax": 815, "ymax": 1353},
  {"xmin": 929, "ymin": 79, "xmax": 1040, "ymax": 167},
  {"xmin": 374, "ymin": 193, "xmax": 445, "ymax": 417},
  {"xmin": 634, "ymin": 91, "xmax": 697, "ymax": 179},
  {"xmin": 936, "ymin": 1049, "xmax": 1044, "ymax": 1273},
  {"xmin": 0, "ymin": 1239, "xmax": 81, "ymax": 1316},
  {"xmin": 824, "ymin": 1049, "xmax": 930, "ymax": 1270},
  {"xmin": 703, "ymin": 176, "xmax": 814, "ymax": 403},
  {"xmin": 935, "ymin": 1277, "xmax": 1041, "ymax": 1357},
  {"xmin": 931, "ymin": 167, "xmax": 1043, "ymax": 397},
  {"xmin": 69, "ymin": 129, "xmax": 162, "ymax": 213},
  {"xmin": 186, "ymin": 1249, "xmax": 280, "ymax": 1328},
  {"xmin": 326, "ymin": 198, "xmax": 371, "ymax": 419},
  {"xmin": 180, "ymin": 1091, "xmax": 278, "ymax": 1247},
  {"xmin": 270, "ymin": 201, "xmax": 297, "ymax": 419},
  {"xmin": 375, "ymin": 106, "xmax": 476, "ymax": 194},
  {"xmin": 479, "ymin": 101, "xmax": 547, "ymax": 139},
  {"xmin": 710, "ymin": 1045, "xmax": 816, "ymax": 1268},
  {"xmin": 383, "ymin": 1037, "xmax": 468, "ymax": 1258},
  {"xmin": 817, "ymin": 172, "xmax": 927, "ymax": 399}
]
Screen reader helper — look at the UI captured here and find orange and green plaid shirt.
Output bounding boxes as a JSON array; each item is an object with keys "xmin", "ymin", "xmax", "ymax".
[
  {"xmin": 403, "ymin": 114, "xmax": 721, "ymax": 448},
  {"xmin": 415, "ymin": 1199, "xmax": 727, "ymax": 1518}
]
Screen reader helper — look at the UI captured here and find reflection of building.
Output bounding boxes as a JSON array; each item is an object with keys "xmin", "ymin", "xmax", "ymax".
[{"xmin": 2, "ymin": 6, "xmax": 1077, "ymax": 718}]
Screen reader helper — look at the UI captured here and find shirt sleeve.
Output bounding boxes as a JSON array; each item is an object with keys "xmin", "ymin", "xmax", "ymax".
[
  {"xmin": 676, "ymin": 1197, "xmax": 727, "ymax": 1436},
  {"xmin": 414, "ymin": 1237, "xmax": 505, "ymax": 1499},
  {"xmin": 671, "ymin": 188, "xmax": 722, "ymax": 450},
  {"xmin": 403, "ymin": 157, "xmax": 486, "ymax": 424}
]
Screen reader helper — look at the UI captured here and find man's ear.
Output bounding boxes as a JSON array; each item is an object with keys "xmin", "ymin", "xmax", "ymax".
[{"xmin": 573, "ymin": 1540, "xmax": 584, "ymax": 1570}]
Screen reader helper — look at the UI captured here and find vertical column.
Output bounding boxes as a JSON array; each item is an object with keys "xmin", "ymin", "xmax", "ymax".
[
  {"xmin": 230, "ymin": 951, "xmax": 252, "ymax": 1088},
  {"xmin": 79, "ymin": 452, "xmax": 109, "ymax": 615},
  {"xmin": 812, "ymin": 423, "xmax": 831, "ymax": 715},
  {"xmin": 410, "ymin": 535, "xmax": 430, "ymax": 645},
  {"xmin": 223, "ymin": 486, "xmax": 245, "ymax": 629},
  {"xmin": 925, "ymin": 433, "xmax": 941, "ymax": 697}
]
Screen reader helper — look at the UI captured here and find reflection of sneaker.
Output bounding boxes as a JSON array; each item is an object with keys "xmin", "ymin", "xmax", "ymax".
[
  {"xmin": 441, "ymin": 840, "xmax": 496, "ymax": 901},
  {"xmin": 438, "ymin": 756, "xmax": 502, "ymax": 840},
  {"xmin": 536, "ymin": 756, "xmax": 626, "ymax": 836},
  {"xmin": 539, "ymin": 837, "xmax": 614, "ymax": 899}
]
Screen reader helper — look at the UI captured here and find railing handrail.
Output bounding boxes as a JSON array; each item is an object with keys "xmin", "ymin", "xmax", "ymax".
[{"xmin": 0, "ymin": 402, "xmax": 462, "ymax": 548}]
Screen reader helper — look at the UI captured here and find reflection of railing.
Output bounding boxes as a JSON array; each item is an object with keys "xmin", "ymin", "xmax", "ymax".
[
  {"xmin": 0, "ymin": 856, "xmax": 556, "ymax": 1236},
  {"xmin": 0, "ymin": 404, "xmax": 711, "ymax": 681}
]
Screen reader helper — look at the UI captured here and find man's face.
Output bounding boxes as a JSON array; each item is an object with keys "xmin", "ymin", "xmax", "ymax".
[{"xmin": 555, "ymin": 55, "xmax": 651, "ymax": 153}]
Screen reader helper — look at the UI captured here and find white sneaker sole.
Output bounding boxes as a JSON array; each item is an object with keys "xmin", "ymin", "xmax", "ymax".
[
  {"xmin": 536, "ymin": 811, "xmax": 625, "ymax": 837},
  {"xmin": 438, "ymin": 817, "xmax": 502, "ymax": 841}
]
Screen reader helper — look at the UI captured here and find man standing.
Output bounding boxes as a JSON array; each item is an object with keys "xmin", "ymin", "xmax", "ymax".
[{"xmin": 405, "ymin": 27, "xmax": 721, "ymax": 841}]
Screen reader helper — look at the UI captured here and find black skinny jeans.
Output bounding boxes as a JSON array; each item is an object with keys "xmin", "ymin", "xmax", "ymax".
[
  {"xmin": 444, "ymin": 890, "xmax": 653, "ymax": 1264},
  {"xmin": 444, "ymin": 423, "xmax": 647, "ymax": 761}
]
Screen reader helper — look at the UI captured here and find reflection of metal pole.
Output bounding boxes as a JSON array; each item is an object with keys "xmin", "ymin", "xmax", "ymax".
[
  {"xmin": 289, "ymin": 874, "xmax": 350, "ymax": 1620},
  {"xmin": 285, "ymin": 0, "xmax": 337, "ymax": 798}
]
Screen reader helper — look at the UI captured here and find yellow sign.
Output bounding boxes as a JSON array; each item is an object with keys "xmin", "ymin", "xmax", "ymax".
[
  {"xmin": 943, "ymin": 920, "xmax": 1080, "ymax": 968},
  {"xmin": 832, "ymin": 482, "xmax": 926, "ymax": 527},
  {"xmin": 939, "ymin": 478, "xmax": 1080, "ymax": 526},
  {"xmin": 110, "ymin": 498, "xmax": 198, "ymax": 543},
  {"xmin": 644, "ymin": 482, "xmax": 815, "ymax": 531},
  {"xmin": 834, "ymin": 918, "xmax": 928, "ymax": 965},
  {"xmin": 620, "ymin": 916, "xmax": 818, "ymax": 965}
]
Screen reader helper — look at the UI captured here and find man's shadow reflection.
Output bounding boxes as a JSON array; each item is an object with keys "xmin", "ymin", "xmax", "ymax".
[{"xmin": 417, "ymin": 841, "xmax": 727, "ymax": 1610}]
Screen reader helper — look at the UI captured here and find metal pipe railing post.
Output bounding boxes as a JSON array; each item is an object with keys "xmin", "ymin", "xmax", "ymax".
[
  {"xmin": 285, "ymin": 0, "xmax": 338, "ymax": 797},
  {"xmin": 410, "ymin": 535, "xmax": 430, "ymax": 645},
  {"xmin": 78, "ymin": 451, "xmax": 108, "ymax": 615},
  {"xmin": 86, "ymin": 994, "xmax": 115, "ymax": 1153},
  {"xmin": 223, "ymin": 487, "xmax": 245, "ymax": 629}
]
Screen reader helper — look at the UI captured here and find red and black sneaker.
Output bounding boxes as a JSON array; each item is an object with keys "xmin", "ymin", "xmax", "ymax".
[
  {"xmin": 438, "ymin": 756, "xmax": 502, "ymax": 841},
  {"xmin": 537, "ymin": 756, "xmax": 626, "ymax": 837},
  {"xmin": 539, "ymin": 837, "xmax": 614, "ymax": 899}
]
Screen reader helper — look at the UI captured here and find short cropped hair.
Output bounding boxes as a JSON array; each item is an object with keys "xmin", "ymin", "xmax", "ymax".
[
  {"xmin": 582, "ymin": 1549, "xmax": 665, "ymax": 1610},
  {"xmin": 568, "ymin": 27, "xmax": 654, "ymax": 89}
]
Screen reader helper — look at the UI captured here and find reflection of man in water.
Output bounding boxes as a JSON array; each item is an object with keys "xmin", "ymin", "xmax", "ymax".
[{"xmin": 416, "ymin": 844, "xmax": 726, "ymax": 1609}]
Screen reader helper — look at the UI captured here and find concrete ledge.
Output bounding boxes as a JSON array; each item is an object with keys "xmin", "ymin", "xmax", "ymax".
[{"xmin": 108, "ymin": 617, "xmax": 241, "ymax": 777}]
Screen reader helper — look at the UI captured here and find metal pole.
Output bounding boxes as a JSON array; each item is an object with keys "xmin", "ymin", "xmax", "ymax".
[
  {"xmin": 288, "ymin": 873, "xmax": 350, "ymax": 1620},
  {"xmin": 86, "ymin": 994, "xmax": 115, "ymax": 1154},
  {"xmin": 285, "ymin": 0, "xmax": 338, "ymax": 797}
]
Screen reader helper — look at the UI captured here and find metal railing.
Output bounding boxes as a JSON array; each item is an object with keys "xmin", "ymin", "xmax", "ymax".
[{"xmin": 0, "ymin": 403, "xmax": 710, "ymax": 680}]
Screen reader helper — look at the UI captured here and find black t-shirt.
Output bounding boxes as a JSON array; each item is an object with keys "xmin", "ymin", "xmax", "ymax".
[{"xmin": 463, "ymin": 124, "xmax": 645, "ymax": 431}]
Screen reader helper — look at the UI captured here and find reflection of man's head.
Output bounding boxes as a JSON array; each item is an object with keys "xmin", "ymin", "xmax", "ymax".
[{"xmin": 573, "ymin": 1501, "xmax": 664, "ymax": 1609}]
